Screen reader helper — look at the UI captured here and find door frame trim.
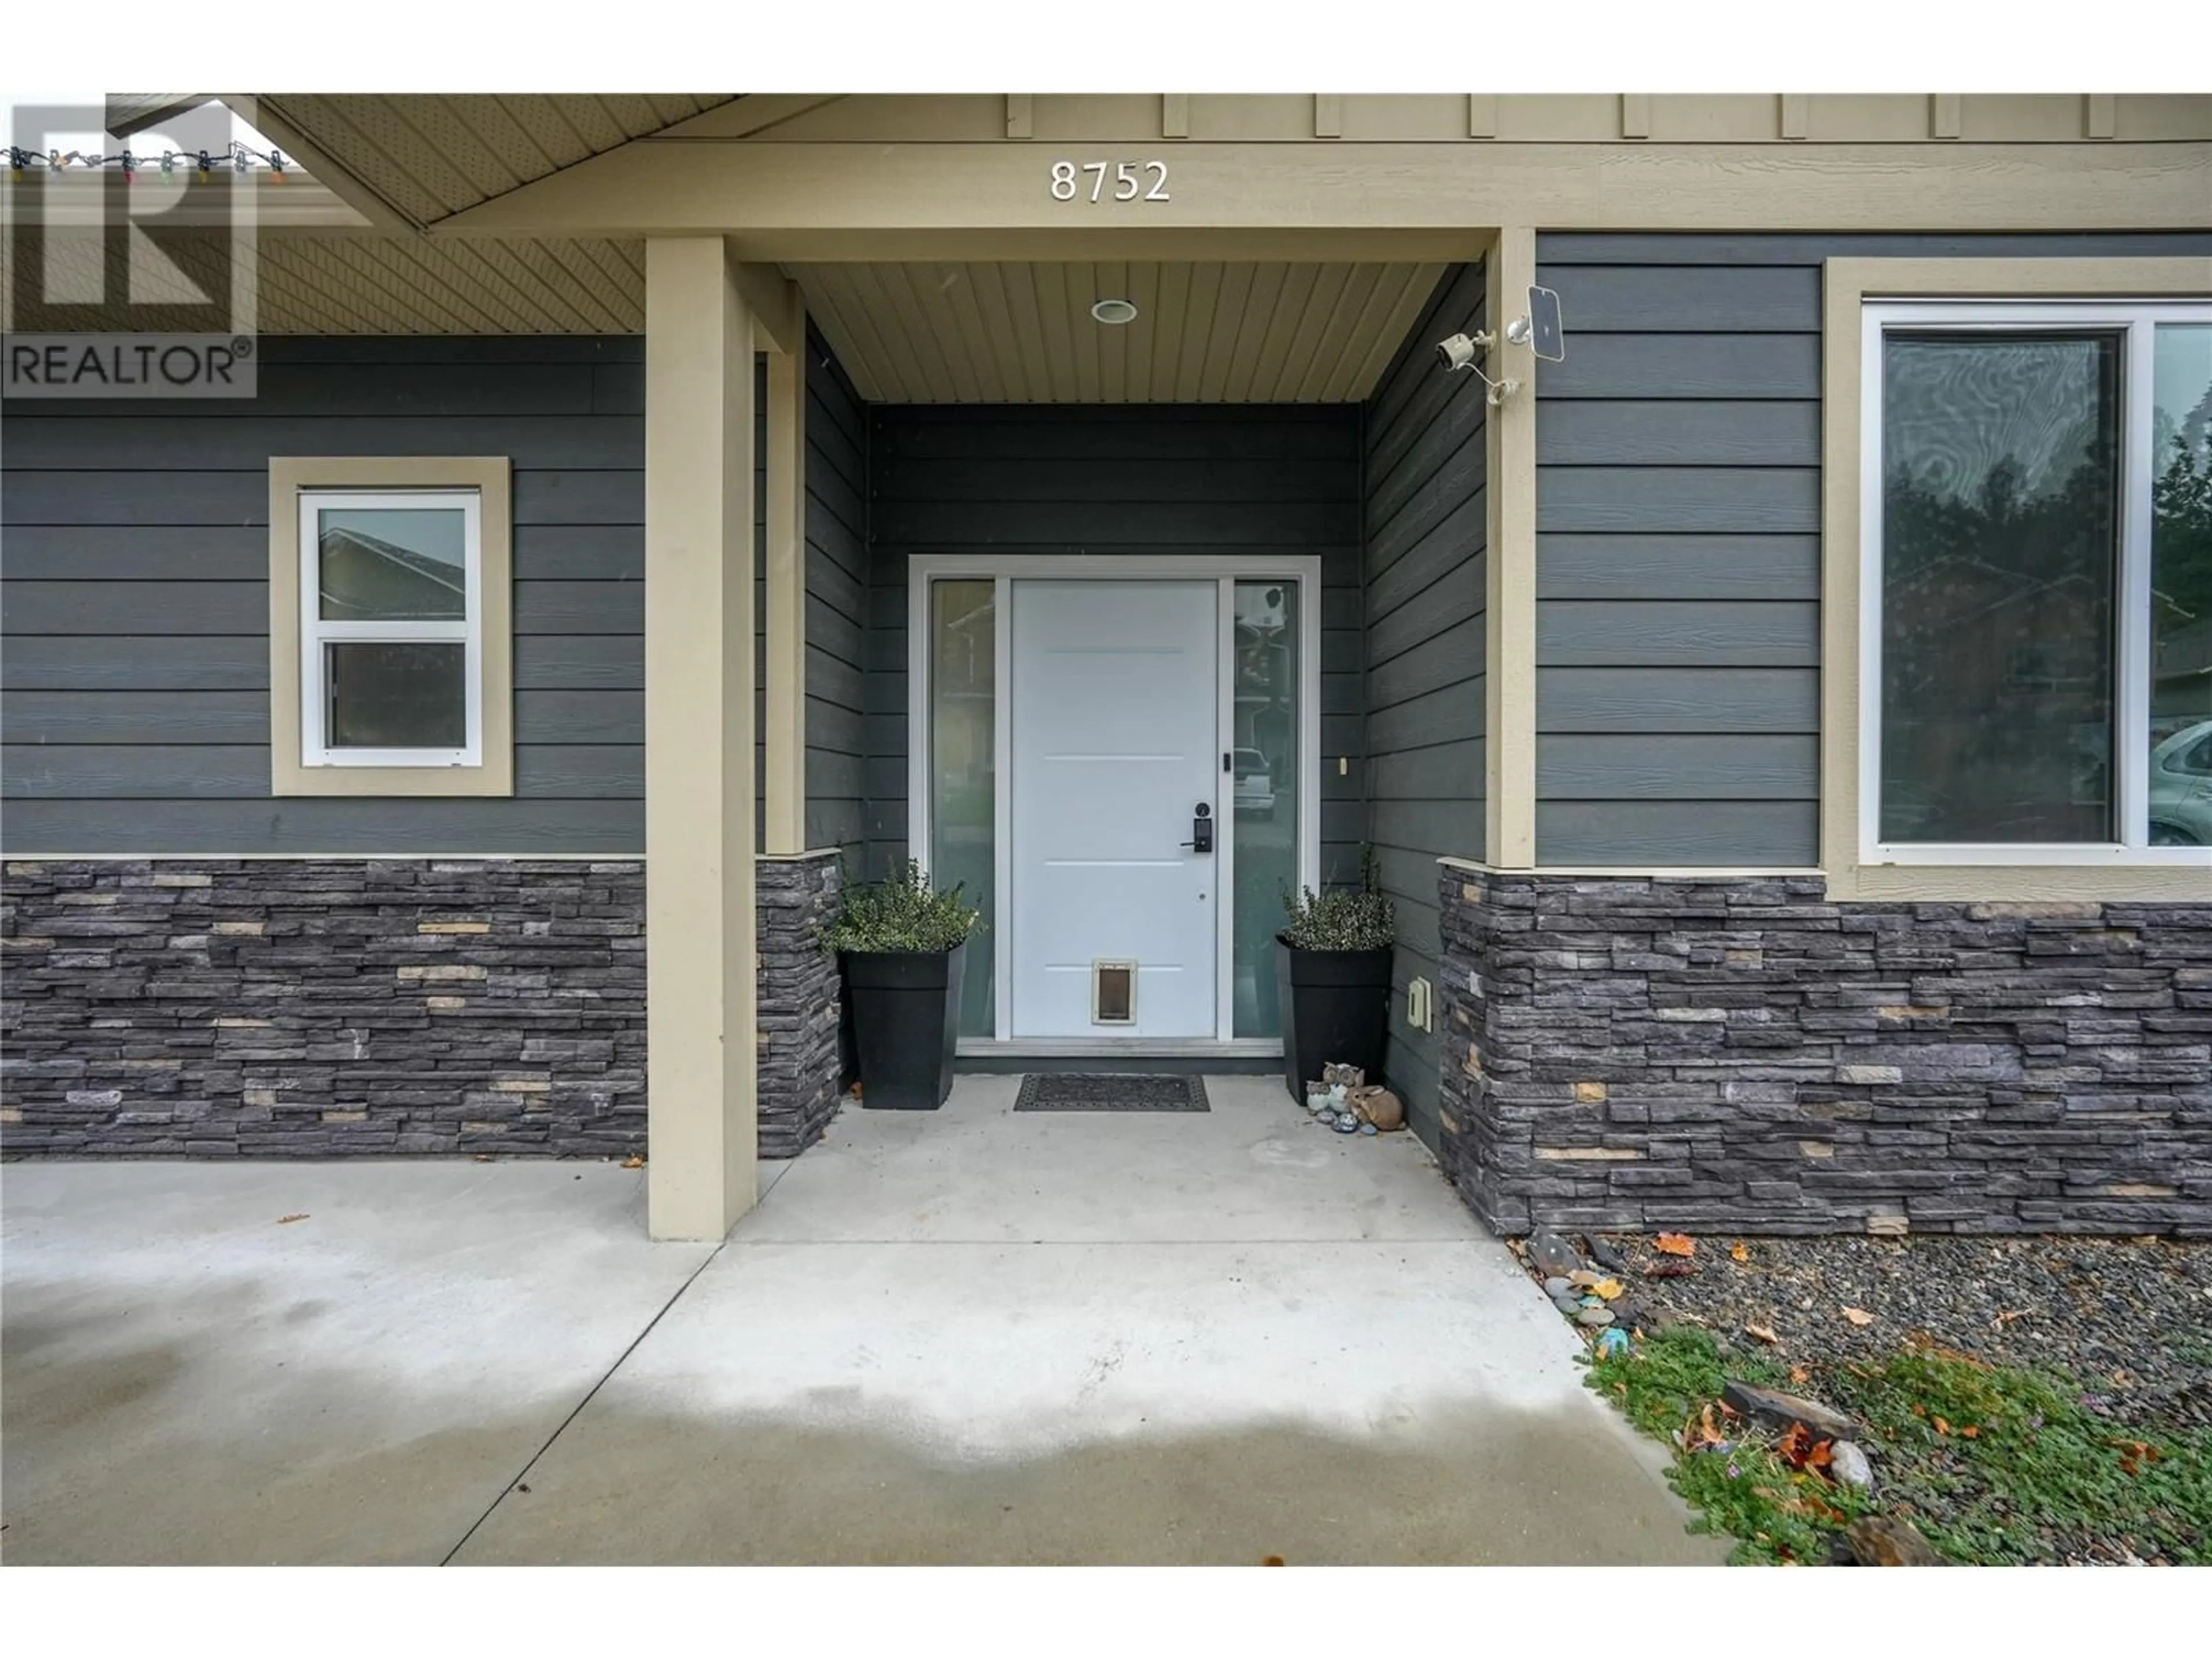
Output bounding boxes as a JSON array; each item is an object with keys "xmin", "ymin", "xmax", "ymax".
[{"xmin": 907, "ymin": 552, "xmax": 1325, "ymax": 1047}]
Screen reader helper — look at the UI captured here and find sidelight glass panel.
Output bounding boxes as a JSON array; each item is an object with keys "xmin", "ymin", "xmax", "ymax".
[
  {"xmin": 1232, "ymin": 579, "xmax": 1298, "ymax": 1037},
  {"xmin": 317, "ymin": 506, "xmax": 468, "ymax": 621},
  {"xmin": 1879, "ymin": 333, "xmax": 2121, "ymax": 842},
  {"xmin": 930, "ymin": 579, "xmax": 997, "ymax": 1036},
  {"xmin": 2149, "ymin": 323, "xmax": 2212, "ymax": 847}
]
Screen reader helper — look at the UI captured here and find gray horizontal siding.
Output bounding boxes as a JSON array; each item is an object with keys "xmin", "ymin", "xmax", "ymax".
[
  {"xmin": 806, "ymin": 323, "xmax": 869, "ymax": 868},
  {"xmin": 0, "ymin": 338, "xmax": 650, "ymax": 854},
  {"xmin": 1532, "ymin": 231, "xmax": 2212, "ymax": 868},
  {"xmin": 1363, "ymin": 260, "xmax": 1482, "ymax": 1152},
  {"xmin": 863, "ymin": 402, "xmax": 1369, "ymax": 884}
]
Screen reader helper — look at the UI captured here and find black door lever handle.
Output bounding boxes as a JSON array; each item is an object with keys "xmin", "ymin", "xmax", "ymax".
[{"xmin": 1182, "ymin": 802, "xmax": 1214, "ymax": 853}]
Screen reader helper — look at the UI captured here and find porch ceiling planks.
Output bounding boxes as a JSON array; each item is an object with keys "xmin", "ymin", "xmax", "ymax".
[{"xmin": 792, "ymin": 261, "xmax": 1446, "ymax": 403}]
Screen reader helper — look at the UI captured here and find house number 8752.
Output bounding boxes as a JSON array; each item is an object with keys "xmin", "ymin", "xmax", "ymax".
[{"xmin": 1051, "ymin": 160, "xmax": 1171, "ymax": 203}]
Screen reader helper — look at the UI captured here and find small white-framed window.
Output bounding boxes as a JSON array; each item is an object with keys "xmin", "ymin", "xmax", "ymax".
[
  {"xmin": 1860, "ymin": 298, "xmax": 2212, "ymax": 868},
  {"xmin": 268, "ymin": 456, "xmax": 513, "ymax": 798},
  {"xmin": 299, "ymin": 488, "xmax": 483, "ymax": 768}
]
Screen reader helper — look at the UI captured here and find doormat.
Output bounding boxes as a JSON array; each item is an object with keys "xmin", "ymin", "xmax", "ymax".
[{"xmin": 1013, "ymin": 1074, "xmax": 1210, "ymax": 1113}]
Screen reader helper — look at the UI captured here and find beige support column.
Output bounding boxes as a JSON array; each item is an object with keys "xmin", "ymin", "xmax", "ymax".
[
  {"xmin": 1484, "ymin": 227, "xmax": 1539, "ymax": 868},
  {"xmin": 645, "ymin": 236, "xmax": 758, "ymax": 1241},
  {"xmin": 762, "ymin": 293, "xmax": 809, "ymax": 855}
]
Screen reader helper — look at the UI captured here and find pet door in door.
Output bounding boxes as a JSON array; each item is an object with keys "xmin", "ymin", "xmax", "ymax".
[{"xmin": 1092, "ymin": 961, "xmax": 1136, "ymax": 1025}]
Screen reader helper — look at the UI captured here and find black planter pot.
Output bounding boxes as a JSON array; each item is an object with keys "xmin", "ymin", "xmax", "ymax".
[
  {"xmin": 840, "ymin": 941, "xmax": 965, "ymax": 1111},
  {"xmin": 1275, "ymin": 935, "xmax": 1394, "ymax": 1104}
]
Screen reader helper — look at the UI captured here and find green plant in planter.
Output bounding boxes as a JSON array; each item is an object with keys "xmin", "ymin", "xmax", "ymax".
[
  {"xmin": 1279, "ymin": 849, "xmax": 1395, "ymax": 952},
  {"xmin": 823, "ymin": 859, "xmax": 982, "ymax": 955}
]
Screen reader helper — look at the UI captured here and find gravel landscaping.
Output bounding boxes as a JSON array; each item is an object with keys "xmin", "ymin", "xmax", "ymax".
[
  {"xmin": 1592, "ymin": 1233, "xmax": 2212, "ymax": 1434},
  {"xmin": 1514, "ymin": 1229, "xmax": 2212, "ymax": 1565}
]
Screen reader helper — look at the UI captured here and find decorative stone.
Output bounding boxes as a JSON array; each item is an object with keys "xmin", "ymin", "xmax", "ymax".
[
  {"xmin": 1528, "ymin": 1227, "xmax": 1585, "ymax": 1279},
  {"xmin": 1830, "ymin": 1441, "xmax": 1875, "ymax": 1493},
  {"xmin": 1719, "ymin": 1381, "xmax": 1858, "ymax": 1442},
  {"xmin": 1543, "ymin": 1277, "xmax": 1572, "ymax": 1298},
  {"xmin": 1577, "ymin": 1306, "xmax": 1615, "ymax": 1327},
  {"xmin": 1844, "ymin": 1516, "xmax": 1942, "ymax": 1566}
]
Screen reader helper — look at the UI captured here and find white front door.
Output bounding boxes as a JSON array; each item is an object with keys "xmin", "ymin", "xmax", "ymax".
[{"xmin": 1009, "ymin": 579, "xmax": 1219, "ymax": 1038}]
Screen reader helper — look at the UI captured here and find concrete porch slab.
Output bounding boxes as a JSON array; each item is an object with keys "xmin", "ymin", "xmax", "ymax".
[
  {"xmin": 0, "ymin": 1158, "xmax": 731, "ymax": 1565},
  {"xmin": 451, "ymin": 1077, "xmax": 1721, "ymax": 1565},
  {"xmin": 1, "ymin": 1081, "xmax": 1722, "ymax": 1565},
  {"xmin": 738, "ymin": 1073, "xmax": 1480, "ymax": 1244}
]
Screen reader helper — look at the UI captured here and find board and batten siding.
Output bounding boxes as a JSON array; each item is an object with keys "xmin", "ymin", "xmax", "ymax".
[
  {"xmin": 862, "ymin": 403, "xmax": 1368, "ymax": 882},
  {"xmin": 1533, "ymin": 230, "xmax": 2212, "ymax": 868},
  {"xmin": 1361, "ymin": 261, "xmax": 1483, "ymax": 1149}
]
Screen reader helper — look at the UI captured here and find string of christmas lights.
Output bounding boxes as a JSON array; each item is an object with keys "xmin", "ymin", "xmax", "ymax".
[{"xmin": 6, "ymin": 141, "xmax": 292, "ymax": 179}]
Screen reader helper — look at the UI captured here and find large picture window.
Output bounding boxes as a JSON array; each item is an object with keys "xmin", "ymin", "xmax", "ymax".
[
  {"xmin": 268, "ymin": 457, "xmax": 513, "ymax": 798},
  {"xmin": 1862, "ymin": 299, "xmax": 2212, "ymax": 863}
]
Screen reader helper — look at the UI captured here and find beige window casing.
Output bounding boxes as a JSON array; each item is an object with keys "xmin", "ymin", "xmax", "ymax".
[
  {"xmin": 1820, "ymin": 257, "xmax": 2212, "ymax": 902},
  {"xmin": 269, "ymin": 456, "xmax": 514, "ymax": 798}
]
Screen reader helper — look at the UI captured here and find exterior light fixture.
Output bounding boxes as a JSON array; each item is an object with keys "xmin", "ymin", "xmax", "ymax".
[{"xmin": 1089, "ymin": 298, "xmax": 1139, "ymax": 325}]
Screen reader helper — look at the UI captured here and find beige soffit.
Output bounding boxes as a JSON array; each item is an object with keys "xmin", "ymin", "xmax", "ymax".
[
  {"xmin": 10, "ymin": 223, "xmax": 647, "ymax": 334},
  {"xmin": 798, "ymin": 260, "xmax": 1446, "ymax": 403},
  {"xmin": 244, "ymin": 93, "xmax": 747, "ymax": 230}
]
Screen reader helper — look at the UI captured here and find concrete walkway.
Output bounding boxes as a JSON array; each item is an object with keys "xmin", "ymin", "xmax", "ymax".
[{"xmin": 2, "ymin": 1077, "xmax": 1722, "ymax": 1565}]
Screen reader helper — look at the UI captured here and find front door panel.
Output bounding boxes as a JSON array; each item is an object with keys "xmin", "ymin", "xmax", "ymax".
[{"xmin": 1009, "ymin": 579, "xmax": 1218, "ymax": 1038}]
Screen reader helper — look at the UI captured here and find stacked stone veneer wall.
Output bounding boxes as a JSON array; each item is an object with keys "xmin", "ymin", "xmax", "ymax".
[
  {"xmin": 755, "ymin": 853, "xmax": 844, "ymax": 1158},
  {"xmin": 1437, "ymin": 869, "xmax": 2212, "ymax": 1238},
  {"xmin": 1, "ymin": 857, "xmax": 843, "ymax": 1161}
]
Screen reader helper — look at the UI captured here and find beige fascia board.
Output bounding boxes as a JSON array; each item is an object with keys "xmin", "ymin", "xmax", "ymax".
[
  {"xmin": 734, "ymin": 262, "xmax": 801, "ymax": 355},
  {"xmin": 1820, "ymin": 254, "xmax": 2212, "ymax": 906},
  {"xmin": 1484, "ymin": 228, "xmax": 1537, "ymax": 869},
  {"xmin": 1439, "ymin": 855, "xmax": 1825, "ymax": 880},
  {"xmin": 268, "ymin": 456, "xmax": 513, "ymax": 800},
  {"xmin": 652, "ymin": 95, "xmax": 828, "ymax": 140},
  {"xmin": 429, "ymin": 139, "xmax": 2212, "ymax": 245}
]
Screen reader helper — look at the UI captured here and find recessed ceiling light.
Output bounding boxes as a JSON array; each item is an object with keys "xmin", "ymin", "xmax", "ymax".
[{"xmin": 1090, "ymin": 297, "xmax": 1139, "ymax": 325}]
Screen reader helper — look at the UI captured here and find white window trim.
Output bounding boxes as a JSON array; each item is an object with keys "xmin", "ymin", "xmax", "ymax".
[
  {"xmin": 1858, "ymin": 297, "xmax": 2212, "ymax": 870},
  {"xmin": 298, "ymin": 488, "xmax": 485, "ymax": 770},
  {"xmin": 268, "ymin": 456, "xmax": 513, "ymax": 800},
  {"xmin": 904, "ymin": 551, "xmax": 1324, "ymax": 1050}
]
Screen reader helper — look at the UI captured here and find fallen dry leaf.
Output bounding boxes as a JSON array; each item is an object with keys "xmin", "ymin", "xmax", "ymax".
[
  {"xmin": 1644, "ymin": 1258, "xmax": 1699, "ymax": 1279},
  {"xmin": 1653, "ymin": 1232, "xmax": 1696, "ymax": 1257},
  {"xmin": 1789, "ymin": 1364, "xmax": 1812, "ymax": 1386},
  {"xmin": 1960, "ymin": 1425, "xmax": 1980, "ymax": 1439},
  {"xmin": 1995, "ymin": 1308, "xmax": 2027, "ymax": 1324},
  {"xmin": 276, "ymin": 1213, "xmax": 309, "ymax": 1225},
  {"xmin": 1730, "ymin": 1240, "xmax": 1750, "ymax": 1263},
  {"xmin": 1933, "ymin": 1415, "xmax": 1951, "ymax": 1436},
  {"xmin": 1745, "ymin": 1321, "xmax": 1781, "ymax": 1344},
  {"xmin": 1261, "ymin": 1554, "xmax": 1285, "ymax": 1567},
  {"xmin": 620, "ymin": 1156, "xmax": 645, "ymax": 1170},
  {"xmin": 1592, "ymin": 1278, "xmax": 1626, "ymax": 1300},
  {"xmin": 472, "ymin": 1154, "xmax": 494, "ymax": 1164},
  {"xmin": 1841, "ymin": 1306, "xmax": 1875, "ymax": 1327}
]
